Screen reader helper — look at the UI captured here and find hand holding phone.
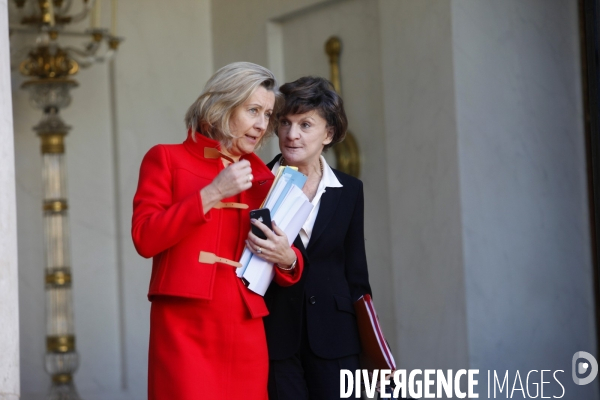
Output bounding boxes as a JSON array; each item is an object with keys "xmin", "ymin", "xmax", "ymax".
[{"xmin": 250, "ymin": 208, "xmax": 273, "ymax": 240}]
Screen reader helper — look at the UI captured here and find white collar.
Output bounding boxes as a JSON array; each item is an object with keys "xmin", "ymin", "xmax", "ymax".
[
  {"xmin": 319, "ymin": 155, "xmax": 343, "ymax": 188},
  {"xmin": 272, "ymin": 155, "xmax": 343, "ymax": 188}
]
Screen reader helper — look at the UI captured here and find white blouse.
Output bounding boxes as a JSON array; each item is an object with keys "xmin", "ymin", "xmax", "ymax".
[{"xmin": 271, "ymin": 155, "xmax": 343, "ymax": 248}]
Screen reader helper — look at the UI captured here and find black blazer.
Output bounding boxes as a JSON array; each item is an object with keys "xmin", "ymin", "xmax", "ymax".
[{"xmin": 264, "ymin": 154, "xmax": 372, "ymax": 360}]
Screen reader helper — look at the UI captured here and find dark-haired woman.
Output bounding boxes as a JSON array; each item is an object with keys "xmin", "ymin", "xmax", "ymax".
[{"xmin": 248, "ymin": 76, "xmax": 372, "ymax": 400}]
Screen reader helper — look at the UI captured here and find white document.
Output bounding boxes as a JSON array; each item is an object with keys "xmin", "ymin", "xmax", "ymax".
[
  {"xmin": 239, "ymin": 185, "xmax": 313, "ymax": 295},
  {"xmin": 274, "ymin": 187, "xmax": 305, "ymax": 231},
  {"xmin": 279, "ymin": 200, "xmax": 313, "ymax": 248},
  {"xmin": 265, "ymin": 173, "xmax": 290, "ymax": 210},
  {"xmin": 236, "ymin": 177, "xmax": 299, "ymax": 277}
]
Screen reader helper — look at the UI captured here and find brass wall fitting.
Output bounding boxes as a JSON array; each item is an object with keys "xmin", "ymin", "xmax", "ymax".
[
  {"xmin": 45, "ymin": 269, "xmax": 72, "ymax": 287},
  {"xmin": 52, "ymin": 373, "xmax": 73, "ymax": 384},
  {"xmin": 40, "ymin": 133, "xmax": 66, "ymax": 154},
  {"xmin": 47, "ymin": 335, "xmax": 75, "ymax": 353},
  {"xmin": 43, "ymin": 199, "xmax": 68, "ymax": 213}
]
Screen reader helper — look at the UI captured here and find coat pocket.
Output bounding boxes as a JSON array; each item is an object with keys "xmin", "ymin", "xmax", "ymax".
[{"xmin": 334, "ymin": 294, "xmax": 356, "ymax": 315}]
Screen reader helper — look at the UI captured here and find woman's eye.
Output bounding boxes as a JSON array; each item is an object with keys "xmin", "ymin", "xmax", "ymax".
[
  {"xmin": 249, "ymin": 108, "xmax": 258, "ymax": 114},
  {"xmin": 302, "ymin": 123, "xmax": 311, "ymax": 129},
  {"xmin": 280, "ymin": 120, "xmax": 290, "ymax": 126},
  {"xmin": 265, "ymin": 112, "xmax": 272, "ymax": 119}
]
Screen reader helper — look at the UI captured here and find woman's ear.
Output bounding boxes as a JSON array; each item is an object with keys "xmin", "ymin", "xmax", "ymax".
[{"xmin": 323, "ymin": 126, "xmax": 334, "ymax": 146}]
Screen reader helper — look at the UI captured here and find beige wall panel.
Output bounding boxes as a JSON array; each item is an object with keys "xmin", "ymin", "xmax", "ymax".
[
  {"xmin": 378, "ymin": 0, "xmax": 469, "ymax": 371},
  {"xmin": 212, "ymin": 0, "xmax": 395, "ymax": 346},
  {"xmin": 276, "ymin": 0, "xmax": 395, "ymax": 346},
  {"xmin": 12, "ymin": 0, "xmax": 213, "ymax": 398}
]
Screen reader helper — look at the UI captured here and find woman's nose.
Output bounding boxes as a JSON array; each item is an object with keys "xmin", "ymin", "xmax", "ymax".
[
  {"xmin": 255, "ymin": 115, "xmax": 268, "ymax": 131},
  {"xmin": 287, "ymin": 124, "xmax": 301, "ymax": 139}
]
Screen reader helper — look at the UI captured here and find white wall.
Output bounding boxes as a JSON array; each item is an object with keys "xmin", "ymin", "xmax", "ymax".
[
  {"xmin": 378, "ymin": 0, "xmax": 470, "ymax": 371},
  {"xmin": 453, "ymin": 0, "xmax": 597, "ymax": 397},
  {"xmin": 1, "ymin": 1, "xmax": 20, "ymax": 399},
  {"xmin": 11, "ymin": 0, "xmax": 213, "ymax": 398},
  {"xmin": 377, "ymin": 0, "xmax": 597, "ymax": 396}
]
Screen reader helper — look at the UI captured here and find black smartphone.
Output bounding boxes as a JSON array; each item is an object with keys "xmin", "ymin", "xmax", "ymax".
[{"xmin": 250, "ymin": 208, "xmax": 272, "ymax": 240}]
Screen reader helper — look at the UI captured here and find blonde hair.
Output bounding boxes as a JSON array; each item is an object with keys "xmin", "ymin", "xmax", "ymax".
[{"xmin": 185, "ymin": 62, "xmax": 280, "ymax": 150}]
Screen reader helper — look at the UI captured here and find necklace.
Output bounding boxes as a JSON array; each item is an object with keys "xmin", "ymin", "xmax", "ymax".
[{"xmin": 280, "ymin": 156, "xmax": 323, "ymax": 176}]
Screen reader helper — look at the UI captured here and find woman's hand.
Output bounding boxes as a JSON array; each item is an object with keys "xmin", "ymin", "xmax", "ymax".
[
  {"xmin": 211, "ymin": 159, "xmax": 253, "ymax": 198},
  {"xmin": 200, "ymin": 160, "xmax": 253, "ymax": 212},
  {"xmin": 246, "ymin": 220, "xmax": 296, "ymax": 270}
]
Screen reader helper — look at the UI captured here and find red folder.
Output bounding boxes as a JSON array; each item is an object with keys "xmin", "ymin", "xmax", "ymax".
[{"xmin": 353, "ymin": 294, "xmax": 396, "ymax": 371}]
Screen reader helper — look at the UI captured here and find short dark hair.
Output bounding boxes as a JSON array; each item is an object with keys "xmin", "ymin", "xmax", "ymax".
[{"xmin": 278, "ymin": 76, "xmax": 348, "ymax": 150}]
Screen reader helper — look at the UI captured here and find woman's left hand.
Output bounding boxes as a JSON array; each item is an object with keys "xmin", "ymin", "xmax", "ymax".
[{"xmin": 246, "ymin": 220, "xmax": 296, "ymax": 268}]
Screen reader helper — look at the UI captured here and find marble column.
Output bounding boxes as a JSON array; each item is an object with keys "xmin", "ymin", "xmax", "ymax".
[{"xmin": 0, "ymin": 1, "xmax": 21, "ymax": 400}]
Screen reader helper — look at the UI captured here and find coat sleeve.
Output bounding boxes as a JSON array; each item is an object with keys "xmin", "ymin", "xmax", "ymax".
[
  {"xmin": 131, "ymin": 145, "xmax": 212, "ymax": 258},
  {"xmin": 272, "ymin": 246, "xmax": 304, "ymax": 286},
  {"xmin": 344, "ymin": 180, "xmax": 372, "ymax": 301}
]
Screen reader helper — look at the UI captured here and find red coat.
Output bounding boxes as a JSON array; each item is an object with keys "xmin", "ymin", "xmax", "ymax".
[
  {"xmin": 132, "ymin": 132, "xmax": 303, "ymax": 399},
  {"xmin": 132, "ymin": 131, "xmax": 302, "ymax": 317}
]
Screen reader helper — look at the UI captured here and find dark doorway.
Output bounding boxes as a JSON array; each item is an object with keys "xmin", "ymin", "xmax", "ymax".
[{"xmin": 581, "ymin": 0, "xmax": 600, "ymax": 378}]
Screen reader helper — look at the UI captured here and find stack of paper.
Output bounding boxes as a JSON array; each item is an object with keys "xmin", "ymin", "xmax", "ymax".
[{"xmin": 237, "ymin": 166, "xmax": 313, "ymax": 295}]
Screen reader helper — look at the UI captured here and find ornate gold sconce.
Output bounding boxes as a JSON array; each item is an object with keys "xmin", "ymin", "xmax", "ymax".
[
  {"xmin": 325, "ymin": 36, "xmax": 361, "ymax": 178},
  {"xmin": 9, "ymin": 1, "xmax": 123, "ymax": 399}
]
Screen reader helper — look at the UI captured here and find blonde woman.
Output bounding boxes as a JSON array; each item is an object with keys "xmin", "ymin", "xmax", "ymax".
[{"xmin": 132, "ymin": 62, "xmax": 303, "ymax": 399}]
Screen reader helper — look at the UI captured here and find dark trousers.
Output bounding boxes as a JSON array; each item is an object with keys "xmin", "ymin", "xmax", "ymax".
[{"xmin": 267, "ymin": 314, "xmax": 361, "ymax": 400}]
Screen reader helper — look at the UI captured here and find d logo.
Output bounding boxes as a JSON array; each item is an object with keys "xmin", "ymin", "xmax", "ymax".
[{"xmin": 572, "ymin": 351, "xmax": 598, "ymax": 385}]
